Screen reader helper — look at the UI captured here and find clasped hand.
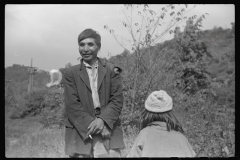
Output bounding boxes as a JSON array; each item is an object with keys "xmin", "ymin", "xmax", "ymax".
[{"xmin": 87, "ymin": 117, "xmax": 111, "ymax": 139}]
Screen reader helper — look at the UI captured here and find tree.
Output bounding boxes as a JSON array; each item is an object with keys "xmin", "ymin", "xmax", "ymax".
[
  {"xmin": 104, "ymin": 4, "xmax": 208, "ymax": 124},
  {"xmin": 174, "ymin": 17, "xmax": 212, "ymax": 94}
]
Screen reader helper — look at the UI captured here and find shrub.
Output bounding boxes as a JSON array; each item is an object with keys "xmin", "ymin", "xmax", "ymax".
[
  {"xmin": 39, "ymin": 87, "xmax": 65, "ymax": 128},
  {"xmin": 20, "ymin": 89, "xmax": 47, "ymax": 118},
  {"xmin": 175, "ymin": 18, "xmax": 212, "ymax": 95}
]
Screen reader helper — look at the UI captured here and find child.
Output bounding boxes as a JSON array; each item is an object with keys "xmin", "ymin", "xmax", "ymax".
[{"xmin": 127, "ymin": 90, "xmax": 196, "ymax": 157}]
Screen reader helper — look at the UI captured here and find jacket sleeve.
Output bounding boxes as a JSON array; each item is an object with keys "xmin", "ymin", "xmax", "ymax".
[
  {"xmin": 64, "ymin": 68, "xmax": 95, "ymax": 141},
  {"xmin": 97, "ymin": 66, "xmax": 123, "ymax": 130}
]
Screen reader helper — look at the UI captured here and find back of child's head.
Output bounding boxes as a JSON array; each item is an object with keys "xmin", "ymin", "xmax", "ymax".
[{"xmin": 140, "ymin": 90, "xmax": 184, "ymax": 134}]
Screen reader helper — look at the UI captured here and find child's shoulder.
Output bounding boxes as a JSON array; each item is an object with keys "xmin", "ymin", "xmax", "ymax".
[
  {"xmin": 133, "ymin": 127, "xmax": 151, "ymax": 143},
  {"xmin": 139, "ymin": 126, "xmax": 155, "ymax": 136}
]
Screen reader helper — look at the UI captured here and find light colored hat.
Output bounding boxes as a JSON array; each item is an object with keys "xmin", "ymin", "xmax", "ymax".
[{"xmin": 145, "ymin": 90, "xmax": 173, "ymax": 113}]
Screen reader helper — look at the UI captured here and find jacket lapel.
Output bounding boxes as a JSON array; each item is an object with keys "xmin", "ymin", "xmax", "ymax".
[
  {"xmin": 97, "ymin": 59, "xmax": 107, "ymax": 91},
  {"xmin": 78, "ymin": 60, "xmax": 92, "ymax": 92}
]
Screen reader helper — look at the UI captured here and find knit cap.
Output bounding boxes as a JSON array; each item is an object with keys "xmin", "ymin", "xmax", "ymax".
[{"xmin": 145, "ymin": 90, "xmax": 173, "ymax": 113}]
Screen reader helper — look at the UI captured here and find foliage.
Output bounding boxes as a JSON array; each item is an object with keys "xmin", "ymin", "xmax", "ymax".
[
  {"xmin": 19, "ymin": 89, "xmax": 48, "ymax": 118},
  {"xmin": 5, "ymin": 64, "xmax": 29, "ymax": 83},
  {"xmin": 5, "ymin": 14, "xmax": 235, "ymax": 157},
  {"xmin": 5, "ymin": 63, "xmax": 67, "ymax": 122},
  {"xmin": 5, "ymin": 64, "xmax": 49, "ymax": 88},
  {"xmin": 109, "ymin": 24, "xmax": 235, "ymax": 157},
  {"xmin": 105, "ymin": 4, "xmax": 207, "ymax": 123},
  {"xmin": 174, "ymin": 17, "xmax": 212, "ymax": 94},
  {"xmin": 173, "ymin": 90, "xmax": 235, "ymax": 157},
  {"xmin": 11, "ymin": 87, "xmax": 65, "ymax": 128},
  {"xmin": 5, "ymin": 81, "xmax": 16, "ymax": 111},
  {"xmin": 39, "ymin": 87, "xmax": 65, "ymax": 128},
  {"xmin": 5, "ymin": 81, "xmax": 19, "ymax": 119}
]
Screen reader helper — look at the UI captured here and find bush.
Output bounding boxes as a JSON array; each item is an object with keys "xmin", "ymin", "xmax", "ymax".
[
  {"xmin": 15, "ymin": 87, "xmax": 65, "ymax": 129},
  {"xmin": 175, "ymin": 18, "xmax": 212, "ymax": 95},
  {"xmin": 39, "ymin": 87, "xmax": 65, "ymax": 128},
  {"xmin": 5, "ymin": 82, "xmax": 17, "ymax": 114},
  {"xmin": 20, "ymin": 89, "xmax": 47, "ymax": 118},
  {"xmin": 176, "ymin": 92, "xmax": 235, "ymax": 157}
]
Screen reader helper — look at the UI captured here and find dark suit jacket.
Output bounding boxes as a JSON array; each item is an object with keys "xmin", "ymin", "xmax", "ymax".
[{"xmin": 64, "ymin": 58, "xmax": 125, "ymax": 156}]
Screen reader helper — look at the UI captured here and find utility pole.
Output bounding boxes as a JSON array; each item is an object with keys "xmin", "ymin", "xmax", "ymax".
[{"xmin": 27, "ymin": 58, "xmax": 38, "ymax": 94}]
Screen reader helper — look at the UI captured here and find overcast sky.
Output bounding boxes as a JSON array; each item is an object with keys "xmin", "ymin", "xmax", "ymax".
[{"xmin": 5, "ymin": 4, "xmax": 235, "ymax": 71}]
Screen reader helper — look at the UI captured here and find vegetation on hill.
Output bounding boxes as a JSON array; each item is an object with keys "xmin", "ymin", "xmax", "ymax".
[
  {"xmin": 108, "ymin": 21, "xmax": 235, "ymax": 157},
  {"xmin": 5, "ymin": 19, "xmax": 235, "ymax": 157}
]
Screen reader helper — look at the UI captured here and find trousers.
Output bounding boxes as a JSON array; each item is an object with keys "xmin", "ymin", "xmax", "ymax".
[{"xmin": 69, "ymin": 134, "xmax": 121, "ymax": 158}]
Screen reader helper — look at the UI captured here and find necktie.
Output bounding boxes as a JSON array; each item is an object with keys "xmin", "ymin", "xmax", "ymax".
[{"xmin": 91, "ymin": 65, "xmax": 101, "ymax": 109}]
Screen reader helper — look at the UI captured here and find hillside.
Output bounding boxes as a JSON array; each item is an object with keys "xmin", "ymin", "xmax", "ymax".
[{"xmin": 5, "ymin": 25, "xmax": 235, "ymax": 157}]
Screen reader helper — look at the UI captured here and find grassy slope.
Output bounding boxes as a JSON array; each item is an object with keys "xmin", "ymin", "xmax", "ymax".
[{"xmin": 5, "ymin": 116, "xmax": 67, "ymax": 158}]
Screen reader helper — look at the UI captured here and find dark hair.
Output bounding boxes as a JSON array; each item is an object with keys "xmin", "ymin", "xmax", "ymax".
[
  {"xmin": 139, "ymin": 108, "xmax": 185, "ymax": 134},
  {"xmin": 78, "ymin": 28, "xmax": 101, "ymax": 48}
]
